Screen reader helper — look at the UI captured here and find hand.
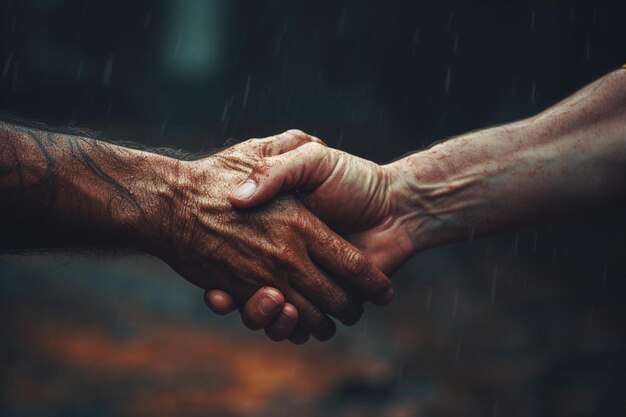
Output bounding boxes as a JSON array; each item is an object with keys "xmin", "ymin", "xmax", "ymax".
[
  {"xmin": 206, "ymin": 131, "xmax": 417, "ymax": 341},
  {"xmin": 154, "ymin": 131, "xmax": 394, "ymax": 342}
]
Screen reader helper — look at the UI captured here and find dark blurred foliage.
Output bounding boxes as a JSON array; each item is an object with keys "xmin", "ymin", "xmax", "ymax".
[{"xmin": 1, "ymin": 1, "xmax": 626, "ymax": 416}]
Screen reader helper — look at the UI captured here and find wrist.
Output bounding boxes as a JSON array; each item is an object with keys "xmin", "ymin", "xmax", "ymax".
[
  {"xmin": 113, "ymin": 151, "xmax": 185, "ymax": 255},
  {"xmin": 385, "ymin": 150, "xmax": 465, "ymax": 253}
]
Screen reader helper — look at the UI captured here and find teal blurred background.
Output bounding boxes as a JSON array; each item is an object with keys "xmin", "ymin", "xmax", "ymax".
[{"xmin": 1, "ymin": 1, "xmax": 626, "ymax": 416}]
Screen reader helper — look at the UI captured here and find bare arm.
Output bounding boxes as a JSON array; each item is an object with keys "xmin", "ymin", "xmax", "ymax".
[
  {"xmin": 0, "ymin": 122, "xmax": 177, "ymax": 251},
  {"xmin": 391, "ymin": 69, "xmax": 626, "ymax": 252}
]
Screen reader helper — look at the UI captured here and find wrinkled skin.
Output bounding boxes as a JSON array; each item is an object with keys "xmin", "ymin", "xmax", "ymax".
[
  {"xmin": 159, "ymin": 132, "xmax": 394, "ymax": 342},
  {"xmin": 207, "ymin": 132, "xmax": 416, "ymax": 341},
  {"xmin": 230, "ymin": 137, "xmax": 417, "ymax": 276}
]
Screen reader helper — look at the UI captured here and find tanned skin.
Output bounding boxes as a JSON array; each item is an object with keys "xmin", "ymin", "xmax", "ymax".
[
  {"xmin": 0, "ymin": 126, "xmax": 395, "ymax": 344},
  {"xmin": 214, "ymin": 69, "xmax": 626, "ymax": 340}
]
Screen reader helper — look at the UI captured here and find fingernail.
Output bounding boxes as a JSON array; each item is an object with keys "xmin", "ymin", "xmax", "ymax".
[
  {"xmin": 232, "ymin": 180, "xmax": 257, "ymax": 200},
  {"xmin": 381, "ymin": 287, "xmax": 394, "ymax": 305},
  {"xmin": 259, "ymin": 294, "xmax": 281, "ymax": 315}
]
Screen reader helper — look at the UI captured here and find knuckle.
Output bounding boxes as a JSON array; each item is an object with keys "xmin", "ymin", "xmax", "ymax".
[
  {"xmin": 242, "ymin": 137, "xmax": 261, "ymax": 147},
  {"xmin": 252, "ymin": 158, "xmax": 274, "ymax": 177},
  {"xmin": 301, "ymin": 141, "xmax": 323, "ymax": 154},
  {"xmin": 276, "ymin": 247, "xmax": 299, "ymax": 271},
  {"xmin": 343, "ymin": 249, "xmax": 368, "ymax": 277},
  {"xmin": 285, "ymin": 129, "xmax": 308, "ymax": 138},
  {"xmin": 302, "ymin": 304, "xmax": 325, "ymax": 327},
  {"xmin": 292, "ymin": 211, "xmax": 312, "ymax": 232}
]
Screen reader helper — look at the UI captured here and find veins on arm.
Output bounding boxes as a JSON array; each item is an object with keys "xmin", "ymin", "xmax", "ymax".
[{"xmin": 0, "ymin": 122, "xmax": 152, "ymax": 250}]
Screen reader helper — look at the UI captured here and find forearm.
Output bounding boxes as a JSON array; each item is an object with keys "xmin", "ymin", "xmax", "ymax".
[
  {"xmin": 0, "ymin": 121, "xmax": 180, "ymax": 252},
  {"xmin": 390, "ymin": 69, "xmax": 626, "ymax": 252}
]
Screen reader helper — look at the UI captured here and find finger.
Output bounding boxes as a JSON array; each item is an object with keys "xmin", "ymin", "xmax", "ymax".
[
  {"xmin": 288, "ymin": 326, "xmax": 310, "ymax": 345},
  {"xmin": 204, "ymin": 289, "xmax": 237, "ymax": 315},
  {"xmin": 290, "ymin": 263, "xmax": 363, "ymax": 326},
  {"xmin": 240, "ymin": 287, "xmax": 285, "ymax": 330},
  {"xmin": 230, "ymin": 142, "xmax": 335, "ymax": 208},
  {"xmin": 265, "ymin": 303, "xmax": 299, "ymax": 342},
  {"xmin": 307, "ymin": 222, "xmax": 395, "ymax": 306},
  {"xmin": 286, "ymin": 289, "xmax": 336, "ymax": 341},
  {"xmin": 258, "ymin": 129, "xmax": 327, "ymax": 157}
]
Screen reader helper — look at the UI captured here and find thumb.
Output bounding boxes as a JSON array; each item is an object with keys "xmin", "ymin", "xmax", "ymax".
[{"xmin": 229, "ymin": 142, "xmax": 336, "ymax": 209}]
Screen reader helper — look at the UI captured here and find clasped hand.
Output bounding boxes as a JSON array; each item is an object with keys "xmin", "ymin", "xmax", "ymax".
[
  {"xmin": 197, "ymin": 129, "xmax": 416, "ymax": 343},
  {"xmin": 165, "ymin": 130, "xmax": 399, "ymax": 344}
]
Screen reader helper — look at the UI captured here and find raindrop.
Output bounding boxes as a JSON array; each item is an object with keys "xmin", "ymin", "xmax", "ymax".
[
  {"xmin": 337, "ymin": 130, "xmax": 345, "ymax": 149},
  {"xmin": 447, "ymin": 11, "xmax": 454, "ymax": 31},
  {"xmin": 439, "ymin": 109, "xmax": 447, "ymax": 126},
  {"xmin": 2, "ymin": 53, "xmax": 12, "ymax": 78},
  {"xmin": 455, "ymin": 341, "xmax": 462, "ymax": 359},
  {"xmin": 444, "ymin": 64, "xmax": 452, "ymax": 94},
  {"xmin": 493, "ymin": 398, "xmax": 499, "ymax": 417},
  {"xmin": 243, "ymin": 76, "xmax": 252, "ymax": 108},
  {"xmin": 585, "ymin": 36, "xmax": 590, "ymax": 61},
  {"xmin": 453, "ymin": 31, "xmax": 460, "ymax": 54},
  {"xmin": 513, "ymin": 234, "xmax": 519, "ymax": 256},
  {"xmin": 221, "ymin": 96, "xmax": 233, "ymax": 122},
  {"xmin": 144, "ymin": 9, "xmax": 152, "ymax": 30},
  {"xmin": 160, "ymin": 118, "xmax": 167, "ymax": 136},
  {"xmin": 412, "ymin": 28, "xmax": 420, "ymax": 60},
  {"xmin": 413, "ymin": 28, "xmax": 420, "ymax": 44},
  {"xmin": 530, "ymin": 80, "xmax": 536, "ymax": 105},
  {"xmin": 102, "ymin": 54, "xmax": 114, "ymax": 86},
  {"xmin": 530, "ymin": 10, "xmax": 535, "ymax": 29}
]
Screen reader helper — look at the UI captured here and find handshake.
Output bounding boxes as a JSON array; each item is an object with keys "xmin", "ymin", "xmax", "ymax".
[
  {"xmin": 1, "ymin": 68, "xmax": 624, "ymax": 344},
  {"xmin": 176, "ymin": 129, "xmax": 421, "ymax": 344}
]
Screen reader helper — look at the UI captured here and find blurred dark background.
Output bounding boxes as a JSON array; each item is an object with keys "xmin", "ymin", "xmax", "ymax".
[{"xmin": 1, "ymin": 1, "xmax": 626, "ymax": 416}]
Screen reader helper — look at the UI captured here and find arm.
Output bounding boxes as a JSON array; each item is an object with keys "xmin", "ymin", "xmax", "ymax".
[
  {"xmin": 0, "ymin": 124, "xmax": 394, "ymax": 342},
  {"xmin": 0, "ymin": 122, "xmax": 176, "ymax": 251},
  {"xmin": 390, "ymin": 68, "xmax": 626, "ymax": 252}
]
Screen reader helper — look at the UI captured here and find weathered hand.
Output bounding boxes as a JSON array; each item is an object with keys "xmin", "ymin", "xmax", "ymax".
[{"xmin": 158, "ymin": 131, "xmax": 394, "ymax": 342}]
